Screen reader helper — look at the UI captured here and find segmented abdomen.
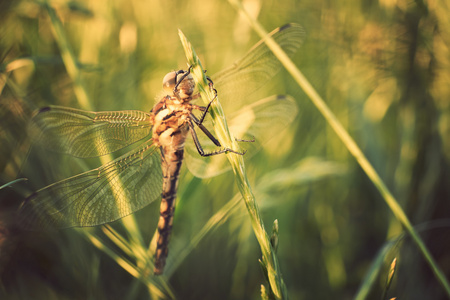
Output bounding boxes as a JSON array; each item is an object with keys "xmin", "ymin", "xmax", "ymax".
[{"xmin": 153, "ymin": 146, "xmax": 184, "ymax": 275}]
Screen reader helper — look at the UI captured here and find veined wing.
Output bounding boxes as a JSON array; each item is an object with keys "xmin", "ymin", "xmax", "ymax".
[
  {"xmin": 19, "ymin": 140, "xmax": 162, "ymax": 228},
  {"xmin": 185, "ymin": 95, "xmax": 297, "ymax": 178},
  {"xmin": 210, "ymin": 23, "xmax": 305, "ymax": 114},
  {"xmin": 185, "ymin": 23, "xmax": 304, "ymax": 178},
  {"xmin": 30, "ymin": 106, "xmax": 152, "ymax": 158}
]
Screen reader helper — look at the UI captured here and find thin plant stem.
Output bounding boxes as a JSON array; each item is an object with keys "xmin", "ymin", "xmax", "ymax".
[
  {"xmin": 42, "ymin": 0, "xmax": 149, "ymax": 282},
  {"xmin": 179, "ymin": 30, "xmax": 288, "ymax": 299},
  {"xmin": 227, "ymin": 0, "xmax": 450, "ymax": 297}
]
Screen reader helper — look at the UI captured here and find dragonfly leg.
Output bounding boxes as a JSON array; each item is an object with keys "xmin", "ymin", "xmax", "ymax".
[
  {"xmin": 235, "ymin": 137, "xmax": 255, "ymax": 143},
  {"xmin": 196, "ymin": 92, "xmax": 218, "ymax": 125},
  {"xmin": 171, "ymin": 69, "xmax": 192, "ymax": 99},
  {"xmin": 206, "ymin": 76, "xmax": 218, "ymax": 95},
  {"xmin": 189, "ymin": 76, "xmax": 218, "ymax": 125},
  {"xmin": 188, "ymin": 95, "xmax": 217, "ymax": 128},
  {"xmin": 190, "ymin": 113, "xmax": 221, "ymax": 146},
  {"xmin": 188, "ymin": 120, "xmax": 246, "ymax": 157},
  {"xmin": 190, "ymin": 104, "xmax": 206, "ymax": 112},
  {"xmin": 176, "ymin": 66, "xmax": 217, "ymax": 123},
  {"xmin": 195, "ymin": 76, "xmax": 219, "ymax": 124},
  {"xmin": 173, "ymin": 65, "xmax": 194, "ymax": 93},
  {"xmin": 174, "ymin": 65, "xmax": 214, "ymax": 93}
]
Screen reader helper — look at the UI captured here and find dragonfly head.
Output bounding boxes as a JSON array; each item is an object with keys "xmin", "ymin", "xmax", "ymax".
[{"xmin": 163, "ymin": 70, "xmax": 195, "ymax": 100}]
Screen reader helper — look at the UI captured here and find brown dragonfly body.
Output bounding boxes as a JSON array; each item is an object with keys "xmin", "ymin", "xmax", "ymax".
[
  {"xmin": 20, "ymin": 23, "xmax": 305, "ymax": 275},
  {"xmin": 151, "ymin": 71, "xmax": 203, "ymax": 274},
  {"xmin": 151, "ymin": 70, "xmax": 244, "ymax": 273}
]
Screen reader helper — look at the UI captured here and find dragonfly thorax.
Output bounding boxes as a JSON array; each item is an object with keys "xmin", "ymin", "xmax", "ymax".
[
  {"xmin": 22, "ymin": 23, "xmax": 304, "ymax": 276},
  {"xmin": 162, "ymin": 70, "xmax": 195, "ymax": 100}
]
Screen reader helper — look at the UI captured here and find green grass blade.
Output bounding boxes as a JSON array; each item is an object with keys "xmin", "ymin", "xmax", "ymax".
[
  {"xmin": 227, "ymin": 0, "xmax": 450, "ymax": 297},
  {"xmin": 0, "ymin": 178, "xmax": 27, "ymax": 190},
  {"xmin": 41, "ymin": 0, "xmax": 152, "ymax": 287},
  {"xmin": 43, "ymin": 1, "xmax": 92, "ymax": 111},
  {"xmin": 353, "ymin": 241, "xmax": 395, "ymax": 300},
  {"xmin": 179, "ymin": 30, "xmax": 288, "ymax": 299}
]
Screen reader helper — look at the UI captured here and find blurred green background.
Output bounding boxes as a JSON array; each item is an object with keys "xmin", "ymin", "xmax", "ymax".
[{"xmin": 1, "ymin": 0, "xmax": 450, "ymax": 299}]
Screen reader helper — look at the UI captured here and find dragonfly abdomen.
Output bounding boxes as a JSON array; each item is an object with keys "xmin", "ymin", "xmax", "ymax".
[{"xmin": 154, "ymin": 146, "xmax": 185, "ymax": 275}]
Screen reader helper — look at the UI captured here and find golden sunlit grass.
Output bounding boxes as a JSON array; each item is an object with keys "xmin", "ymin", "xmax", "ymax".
[
  {"xmin": 179, "ymin": 30, "xmax": 287, "ymax": 298},
  {"xmin": 229, "ymin": 0, "xmax": 450, "ymax": 297},
  {"xmin": 2, "ymin": 0, "xmax": 450, "ymax": 299}
]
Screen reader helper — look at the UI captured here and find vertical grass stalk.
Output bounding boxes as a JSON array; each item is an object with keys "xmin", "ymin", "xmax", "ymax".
[
  {"xmin": 227, "ymin": 0, "xmax": 450, "ymax": 296},
  {"xmin": 179, "ymin": 31, "xmax": 287, "ymax": 299},
  {"xmin": 42, "ymin": 0, "xmax": 146, "ymax": 274}
]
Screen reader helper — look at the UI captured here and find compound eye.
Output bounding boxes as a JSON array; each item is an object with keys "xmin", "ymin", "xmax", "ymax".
[{"xmin": 162, "ymin": 71, "xmax": 178, "ymax": 93}]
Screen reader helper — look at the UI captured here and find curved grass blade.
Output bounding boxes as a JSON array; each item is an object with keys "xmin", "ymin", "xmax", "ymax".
[
  {"xmin": 228, "ymin": 0, "xmax": 450, "ymax": 296},
  {"xmin": 180, "ymin": 27, "xmax": 289, "ymax": 300},
  {"xmin": 354, "ymin": 240, "xmax": 397, "ymax": 300},
  {"xmin": 41, "ymin": 0, "xmax": 144, "ymax": 247},
  {"xmin": 0, "ymin": 178, "xmax": 27, "ymax": 190}
]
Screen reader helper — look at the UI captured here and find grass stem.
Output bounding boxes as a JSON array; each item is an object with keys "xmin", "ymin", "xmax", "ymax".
[
  {"xmin": 227, "ymin": 0, "xmax": 450, "ymax": 296},
  {"xmin": 179, "ymin": 30, "xmax": 288, "ymax": 299}
]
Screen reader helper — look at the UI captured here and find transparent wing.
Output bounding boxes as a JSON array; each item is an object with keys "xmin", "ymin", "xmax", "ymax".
[
  {"xmin": 29, "ymin": 105, "xmax": 152, "ymax": 158},
  {"xmin": 185, "ymin": 23, "xmax": 304, "ymax": 178},
  {"xmin": 210, "ymin": 23, "xmax": 305, "ymax": 114},
  {"xmin": 19, "ymin": 140, "xmax": 162, "ymax": 228},
  {"xmin": 185, "ymin": 95, "xmax": 298, "ymax": 178}
]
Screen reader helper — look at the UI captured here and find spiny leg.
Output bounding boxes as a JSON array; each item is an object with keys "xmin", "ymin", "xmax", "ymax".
[
  {"xmin": 188, "ymin": 120, "xmax": 246, "ymax": 157},
  {"xmin": 189, "ymin": 81, "xmax": 253, "ymax": 149},
  {"xmin": 190, "ymin": 113, "xmax": 221, "ymax": 146},
  {"xmin": 206, "ymin": 76, "xmax": 218, "ymax": 96},
  {"xmin": 195, "ymin": 76, "xmax": 219, "ymax": 124},
  {"xmin": 190, "ymin": 73, "xmax": 218, "ymax": 125},
  {"xmin": 173, "ymin": 65, "xmax": 215, "ymax": 96},
  {"xmin": 196, "ymin": 90, "xmax": 218, "ymax": 125},
  {"xmin": 190, "ymin": 113, "xmax": 254, "ymax": 149},
  {"xmin": 173, "ymin": 64, "xmax": 211, "ymax": 94},
  {"xmin": 183, "ymin": 68, "xmax": 251, "ymax": 149},
  {"xmin": 173, "ymin": 67, "xmax": 193, "ymax": 93},
  {"xmin": 235, "ymin": 137, "xmax": 255, "ymax": 143},
  {"xmin": 190, "ymin": 108, "xmax": 255, "ymax": 144}
]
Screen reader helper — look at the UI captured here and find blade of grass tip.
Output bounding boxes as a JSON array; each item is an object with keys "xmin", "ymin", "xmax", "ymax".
[
  {"xmin": 382, "ymin": 258, "xmax": 397, "ymax": 299},
  {"xmin": 42, "ymin": 1, "xmax": 145, "ymax": 251},
  {"xmin": 227, "ymin": 0, "xmax": 450, "ymax": 296},
  {"xmin": 0, "ymin": 178, "xmax": 27, "ymax": 190},
  {"xmin": 354, "ymin": 240, "xmax": 395, "ymax": 300},
  {"xmin": 178, "ymin": 29, "xmax": 287, "ymax": 299}
]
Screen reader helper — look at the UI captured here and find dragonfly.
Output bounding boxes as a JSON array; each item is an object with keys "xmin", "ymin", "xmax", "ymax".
[{"xmin": 19, "ymin": 23, "xmax": 304, "ymax": 275}]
